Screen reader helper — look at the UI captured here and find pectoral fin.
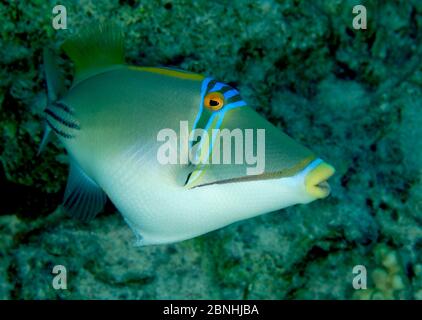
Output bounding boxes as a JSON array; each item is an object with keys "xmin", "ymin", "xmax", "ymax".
[{"xmin": 63, "ymin": 159, "xmax": 107, "ymax": 222}]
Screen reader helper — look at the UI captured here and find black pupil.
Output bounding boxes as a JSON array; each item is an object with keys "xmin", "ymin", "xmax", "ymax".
[{"xmin": 210, "ymin": 99, "xmax": 220, "ymax": 106}]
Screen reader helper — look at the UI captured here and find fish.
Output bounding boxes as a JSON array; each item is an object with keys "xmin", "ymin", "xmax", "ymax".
[{"xmin": 40, "ymin": 23, "xmax": 335, "ymax": 246}]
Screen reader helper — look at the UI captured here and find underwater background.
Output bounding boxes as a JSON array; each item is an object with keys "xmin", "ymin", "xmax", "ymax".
[{"xmin": 0, "ymin": 0, "xmax": 421, "ymax": 299}]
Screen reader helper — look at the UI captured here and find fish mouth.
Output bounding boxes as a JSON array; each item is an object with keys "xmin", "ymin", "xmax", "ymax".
[
  {"xmin": 185, "ymin": 156, "xmax": 317, "ymax": 189},
  {"xmin": 304, "ymin": 162, "xmax": 335, "ymax": 199},
  {"xmin": 188, "ymin": 170, "xmax": 294, "ymax": 188},
  {"xmin": 188, "ymin": 160, "xmax": 335, "ymax": 195}
]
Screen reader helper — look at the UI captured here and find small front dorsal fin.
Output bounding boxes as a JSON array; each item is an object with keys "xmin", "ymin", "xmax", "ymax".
[
  {"xmin": 38, "ymin": 48, "xmax": 66, "ymax": 155},
  {"xmin": 43, "ymin": 48, "xmax": 66, "ymax": 101},
  {"xmin": 61, "ymin": 23, "xmax": 125, "ymax": 84},
  {"xmin": 63, "ymin": 159, "xmax": 107, "ymax": 222}
]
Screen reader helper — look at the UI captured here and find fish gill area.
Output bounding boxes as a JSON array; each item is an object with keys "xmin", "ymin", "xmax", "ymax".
[{"xmin": 0, "ymin": 0, "xmax": 421, "ymax": 299}]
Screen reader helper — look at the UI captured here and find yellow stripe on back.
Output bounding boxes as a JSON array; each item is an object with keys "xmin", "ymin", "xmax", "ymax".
[{"xmin": 129, "ymin": 66, "xmax": 204, "ymax": 81}]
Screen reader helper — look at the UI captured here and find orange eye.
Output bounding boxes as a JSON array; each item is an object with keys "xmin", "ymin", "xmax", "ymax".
[{"xmin": 204, "ymin": 92, "xmax": 224, "ymax": 111}]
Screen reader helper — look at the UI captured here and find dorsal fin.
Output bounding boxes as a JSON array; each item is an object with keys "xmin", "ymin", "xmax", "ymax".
[{"xmin": 61, "ymin": 23, "xmax": 125, "ymax": 84}]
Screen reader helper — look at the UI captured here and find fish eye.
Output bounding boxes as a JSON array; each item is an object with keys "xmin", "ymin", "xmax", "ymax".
[{"xmin": 204, "ymin": 92, "xmax": 224, "ymax": 111}]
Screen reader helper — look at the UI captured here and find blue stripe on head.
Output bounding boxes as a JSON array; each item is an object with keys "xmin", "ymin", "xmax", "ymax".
[
  {"xmin": 295, "ymin": 158, "xmax": 323, "ymax": 178},
  {"xmin": 191, "ymin": 77, "xmax": 214, "ymax": 147},
  {"xmin": 191, "ymin": 77, "xmax": 247, "ymax": 163},
  {"xmin": 224, "ymin": 89, "xmax": 239, "ymax": 99},
  {"xmin": 193, "ymin": 111, "xmax": 217, "ymax": 162},
  {"xmin": 209, "ymin": 112, "xmax": 225, "ymax": 156},
  {"xmin": 225, "ymin": 100, "xmax": 247, "ymax": 110},
  {"xmin": 199, "ymin": 97, "xmax": 247, "ymax": 161},
  {"xmin": 210, "ymin": 82, "xmax": 225, "ymax": 92},
  {"xmin": 207, "ymin": 100, "xmax": 246, "ymax": 160}
]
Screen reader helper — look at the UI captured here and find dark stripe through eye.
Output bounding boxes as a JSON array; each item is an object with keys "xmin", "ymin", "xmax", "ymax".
[
  {"xmin": 227, "ymin": 81, "xmax": 239, "ymax": 90},
  {"xmin": 220, "ymin": 86, "xmax": 233, "ymax": 94},
  {"xmin": 206, "ymin": 80, "xmax": 217, "ymax": 93},
  {"xmin": 226, "ymin": 95, "xmax": 242, "ymax": 104}
]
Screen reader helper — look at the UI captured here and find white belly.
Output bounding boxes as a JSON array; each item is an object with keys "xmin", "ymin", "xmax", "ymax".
[{"xmin": 94, "ymin": 148, "xmax": 315, "ymax": 245}]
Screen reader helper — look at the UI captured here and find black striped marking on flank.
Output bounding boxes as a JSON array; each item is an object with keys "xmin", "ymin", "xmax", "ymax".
[
  {"xmin": 45, "ymin": 118, "xmax": 75, "ymax": 139},
  {"xmin": 51, "ymin": 102, "xmax": 74, "ymax": 114},
  {"xmin": 44, "ymin": 108, "xmax": 80, "ymax": 130}
]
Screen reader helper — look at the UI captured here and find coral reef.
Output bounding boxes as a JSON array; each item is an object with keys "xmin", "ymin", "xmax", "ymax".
[{"xmin": 0, "ymin": 0, "xmax": 421, "ymax": 299}]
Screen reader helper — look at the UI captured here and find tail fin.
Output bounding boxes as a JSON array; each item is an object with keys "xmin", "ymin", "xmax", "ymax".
[{"xmin": 38, "ymin": 48, "xmax": 66, "ymax": 155}]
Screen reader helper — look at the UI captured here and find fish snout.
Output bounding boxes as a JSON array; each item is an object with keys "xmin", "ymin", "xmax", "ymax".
[{"xmin": 304, "ymin": 161, "xmax": 335, "ymax": 199}]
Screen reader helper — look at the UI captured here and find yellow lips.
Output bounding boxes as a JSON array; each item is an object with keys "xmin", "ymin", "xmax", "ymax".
[{"xmin": 305, "ymin": 162, "xmax": 335, "ymax": 199}]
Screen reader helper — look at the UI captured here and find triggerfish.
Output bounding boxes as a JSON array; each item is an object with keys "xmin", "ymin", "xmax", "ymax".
[{"xmin": 40, "ymin": 24, "xmax": 335, "ymax": 245}]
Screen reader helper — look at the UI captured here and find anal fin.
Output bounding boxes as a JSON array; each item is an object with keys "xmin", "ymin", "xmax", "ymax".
[{"xmin": 63, "ymin": 159, "xmax": 107, "ymax": 222}]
